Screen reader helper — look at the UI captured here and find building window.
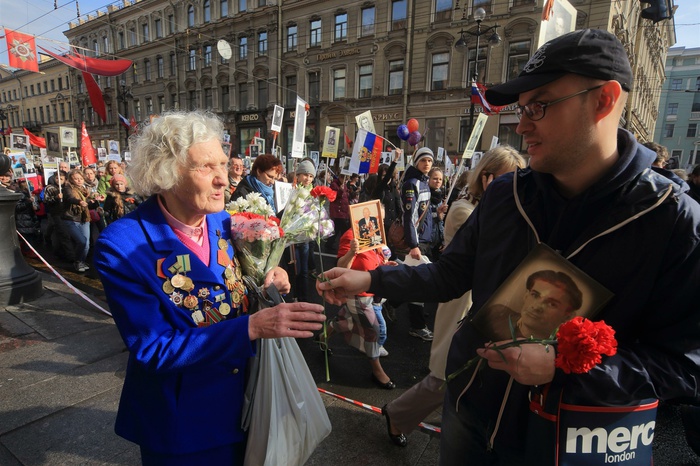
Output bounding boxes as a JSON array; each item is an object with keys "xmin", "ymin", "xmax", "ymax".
[
  {"xmin": 187, "ymin": 5, "xmax": 195, "ymax": 27},
  {"xmin": 146, "ymin": 97, "xmax": 153, "ymax": 114},
  {"xmin": 688, "ymin": 123, "xmax": 697, "ymax": 138},
  {"xmin": 287, "ymin": 24, "xmax": 298, "ymax": 51},
  {"xmin": 392, "ymin": 0, "xmax": 407, "ymax": 30},
  {"xmin": 155, "ymin": 19, "xmax": 162, "ymax": 38},
  {"xmin": 221, "ymin": 0, "xmax": 228, "ymax": 17},
  {"xmin": 170, "ymin": 92, "xmax": 178, "ymax": 109},
  {"xmin": 39, "ymin": 107, "xmax": 44, "ymax": 123},
  {"xmin": 238, "ymin": 83, "xmax": 248, "ymax": 109},
  {"xmin": 359, "ymin": 64, "xmax": 373, "ymax": 98},
  {"xmin": 431, "ymin": 52, "xmax": 449, "ymax": 91},
  {"xmin": 142, "ymin": 23, "xmax": 149, "ymax": 42},
  {"xmin": 696, "ymin": 77, "xmax": 700, "ymax": 91},
  {"xmin": 388, "ymin": 59, "xmax": 404, "ymax": 95},
  {"xmin": 135, "ymin": 100, "xmax": 142, "ymax": 120},
  {"xmin": 435, "ymin": 0, "xmax": 451, "ymax": 21},
  {"xmin": 204, "ymin": 45, "xmax": 212, "ymax": 66},
  {"xmin": 335, "ymin": 13, "xmax": 348, "ymax": 42},
  {"xmin": 239, "ymin": 37, "xmax": 248, "ymax": 59},
  {"xmin": 204, "ymin": 88, "xmax": 213, "ymax": 109},
  {"xmin": 239, "ymin": 0, "xmax": 246, "ymax": 12},
  {"xmin": 361, "ymin": 7, "xmax": 375, "ymax": 37},
  {"xmin": 221, "ymin": 85, "xmax": 229, "ymax": 110},
  {"xmin": 258, "ymin": 31, "xmax": 268, "ymax": 56},
  {"xmin": 118, "ymin": 32, "xmax": 125, "ymax": 50},
  {"xmin": 144, "ymin": 59, "xmax": 152, "ymax": 80},
  {"xmin": 157, "ymin": 57, "xmax": 164, "ymax": 78},
  {"xmin": 203, "ymin": 0, "xmax": 211, "ymax": 22},
  {"xmin": 60, "ymin": 103, "xmax": 66, "ymax": 121},
  {"xmin": 467, "ymin": 45, "xmax": 488, "ymax": 83},
  {"xmin": 663, "ymin": 124, "xmax": 674, "ymax": 138},
  {"xmin": 507, "ymin": 40, "xmax": 531, "ymax": 81},
  {"xmin": 670, "ymin": 78, "xmax": 682, "ymax": 91},
  {"xmin": 103, "ymin": 36, "xmax": 109, "ymax": 54},
  {"xmin": 333, "ymin": 68, "xmax": 346, "ymax": 100},
  {"xmin": 498, "ymin": 122, "xmax": 522, "ymax": 150},
  {"xmin": 30, "ymin": 84, "xmax": 35, "ymax": 96},
  {"xmin": 158, "ymin": 95, "xmax": 165, "ymax": 113},
  {"xmin": 189, "ymin": 49, "xmax": 196, "ymax": 70},
  {"xmin": 667, "ymin": 102, "xmax": 678, "ymax": 115},
  {"xmin": 170, "ymin": 52, "xmax": 176, "ymax": 75},
  {"xmin": 426, "ymin": 118, "xmax": 445, "ymax": 149},
  {"xmin": 168, "ymin": 14, "xmax": 175, "ymax": 34},
  {"xmin": 58, "ymin": 77, "xmax": 63, "ymax": 89},
  {"xmin": 474, "ymin": 0, "xmax": 492, "ymax": 14},
  {"xmin": 93, "ymin": 40, "xmax": 99, "ymax": 56},
  {"xmin": 309, "ymin": 71, "xmax": 320, "ymax": 104},
  {"xmin": 310, "ymin": 19, "xmax": 322, "ymax": 47},
  {"xmin": 128, "ymin": 28, "xmax": 137, "ymax": 46},
  {"xmin": 188, "ymin": 90, "xmax": 197, "ymax": 110},
  {"xmin": 257, "ymin": 80, "xmax": 268, "ymax": 109},
  {"xmin": 286, "ymin": 75, "xmax": 297, "ymax": 107}
]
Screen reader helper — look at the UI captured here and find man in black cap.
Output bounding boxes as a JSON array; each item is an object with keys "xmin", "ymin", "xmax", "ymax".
[{"xmin": 317, "ymin": 29, "xmax": 700, "ymax": 464}]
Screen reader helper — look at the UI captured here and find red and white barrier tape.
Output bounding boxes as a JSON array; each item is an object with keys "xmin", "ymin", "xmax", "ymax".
[
  {"xmin": 317, "ymin": 387, "xmax": 442, "ymax": 434},
  {"xmin": 16, "ymin": 231, "xmax": 112, "ymax": 317}
]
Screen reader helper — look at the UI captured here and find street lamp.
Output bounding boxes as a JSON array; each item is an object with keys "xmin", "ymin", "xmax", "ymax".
[
  {"xmin": 455, "ymin": 7, "xmax": 501, "ymax": 154},
  {"xmin": 119, "ymin": 79, "xmax": 133, "ymax": 150}
]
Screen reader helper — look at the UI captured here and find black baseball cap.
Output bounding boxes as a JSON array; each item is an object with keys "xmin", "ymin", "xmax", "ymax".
[{"xmin": 485, "ymin": 29, "xmax": 633, "ymax": 106}]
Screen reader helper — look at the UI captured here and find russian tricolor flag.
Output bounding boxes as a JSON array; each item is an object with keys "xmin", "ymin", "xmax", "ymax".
[
  {"xmin": 349, "ymin": 129, "xmax": 382, "ymax": 175},
  {"xmin": 471, "ymin": 81, "xmax": 506, "ymax": 115}
]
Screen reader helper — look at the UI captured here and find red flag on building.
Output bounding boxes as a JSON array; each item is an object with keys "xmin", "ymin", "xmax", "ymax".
[
  {"xmin": 23, "ymin": 127, "xmax": 46, "ymax": 148},
  {"xmin": 4, "ymin": 29, "xmax": 39, "ymax": 72},
  {"xmin": 129, "ymin": 115, "xmax": 138, "ymax": 133},
  {"xmin": 344, "ymin": 131, "xmax": 353, "ymax": 150},
  {"xmin": 82, "ymin": 71, "xmax": 107, "ymax": 122},
  {"xmin": 80, "ymin": 122, "xmax": 97, "ymax": 166}
]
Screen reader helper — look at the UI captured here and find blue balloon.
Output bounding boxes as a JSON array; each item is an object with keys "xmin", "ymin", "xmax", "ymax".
[{"xmin": 397, "ymin": 125, "xmax": 410, "ymax": 141}]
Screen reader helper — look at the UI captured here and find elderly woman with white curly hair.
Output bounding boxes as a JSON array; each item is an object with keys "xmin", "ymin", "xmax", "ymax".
[{"xmin": 94, "ymin": 110, "xmax": 325, "ymax": 465}]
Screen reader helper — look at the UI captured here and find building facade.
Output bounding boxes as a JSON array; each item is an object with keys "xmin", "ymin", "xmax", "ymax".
[
  {"xmin": 654, "ymin": 46, "xmax": 700, "ymax": 170},
  {"xmin": 0, "ymin": 59, "xmax": 74, "ymax": 151},
  {"xmin": 5, "ymin": 0, "xmax": 673, "ymax": 164}
]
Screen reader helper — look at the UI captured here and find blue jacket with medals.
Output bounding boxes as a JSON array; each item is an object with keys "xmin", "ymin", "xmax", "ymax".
[{"xmin": 94, "ymin": 195, "xmax": 253, "ymax": 454}]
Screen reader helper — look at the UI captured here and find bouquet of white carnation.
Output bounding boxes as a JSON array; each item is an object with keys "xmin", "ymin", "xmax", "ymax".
[{"xmin": 278, "ymin": 185, "xmax": 334, "ymax": 245}]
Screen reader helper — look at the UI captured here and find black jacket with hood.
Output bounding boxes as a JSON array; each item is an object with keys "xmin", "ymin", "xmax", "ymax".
[
  {"xmin": 369, "ymin": 129, "xmax": 700, "ymax": 457},
  {"xmin": 401, "ymin": 165, "xmax": 433, "ymax": 248}
]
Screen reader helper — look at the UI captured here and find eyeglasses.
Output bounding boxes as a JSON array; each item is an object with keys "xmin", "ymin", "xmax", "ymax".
[{"xmin": 515, "ymin": 85, "xmax": 603, "ymax": 121}]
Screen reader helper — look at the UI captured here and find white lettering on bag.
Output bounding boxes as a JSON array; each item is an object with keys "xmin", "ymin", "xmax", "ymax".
[{"xmin": 565, "ymin": 421, "xmax": 655, "ymax": 454}]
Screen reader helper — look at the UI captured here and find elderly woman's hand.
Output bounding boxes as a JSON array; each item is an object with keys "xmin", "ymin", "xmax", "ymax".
[
  {"xmin": 264, "ymin": 266, "xmax": 291, "ymax": 294},
  {"xmin": 248, "ymin": 302, "xmax": 326, "ymax": 340}
]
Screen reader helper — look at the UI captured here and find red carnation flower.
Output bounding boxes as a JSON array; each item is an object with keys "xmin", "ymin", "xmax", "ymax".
[
  {"xmin": 311, "ymin": 186, "xmax": 337, "ymax": 203},
  {"xmin": 554, "ymin": 317, "xmax": 617, "ymax": 374}
]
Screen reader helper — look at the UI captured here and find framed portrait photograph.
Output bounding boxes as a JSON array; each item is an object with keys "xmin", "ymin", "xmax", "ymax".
[
  {"xmin": 60, "ymin": 126, "xmax": 77, "ymax": 148},
  {"xmin": 10, "ymin": 133, "xmax": 29, "ymax": 150},
  {"xmin": 537, "ymin": 0, "xmax": 577, "ymax": 48},
  {"xmin": 97, "ymin": 147, "xmax": 108, "ymax": 161},
  {"xmin": 68, "ymin": 151, "xmax": 80, "ymax": 168},
  {"xmin": 221, "ymin": 142, "xmax": 232, "ymax": 157},
  {"xmin": 471, "ymin": 243, "xmax": 614, "ymax": 342},
  {"xmin": 339, "ymin": 156, "xmax": 352, "ymax": 176},
  {"xmin": 350, "ymin": 200, "xmax": 386, "ymax": 253},
  {"xmin": 45, "ymin": 130, "xmax": 62, "ymax": 158},
  {"xmin": 108, "ymin": 140, "xmax": 120, "ymax": 155},
  {"xmin": 253, "ymin": 137, "xmax": 266, "ymax": 155}
]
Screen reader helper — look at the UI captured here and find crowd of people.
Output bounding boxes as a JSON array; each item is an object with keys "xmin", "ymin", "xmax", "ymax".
[{"xmin": 3, "ymin": 28, "xmax": 700, "ymax": 465}]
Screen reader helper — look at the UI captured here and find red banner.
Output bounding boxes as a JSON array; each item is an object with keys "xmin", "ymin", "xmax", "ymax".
[
  {"xmin": 23, "ymin": 128, "xmax": 46, "ymax": 148},
  {"xmin": 80, "ymin": 122, "xmax": 97, "ymax": 166},
  {"xmin": 5, "ymin": 29, "xmax": 39, "ymax": 72}
]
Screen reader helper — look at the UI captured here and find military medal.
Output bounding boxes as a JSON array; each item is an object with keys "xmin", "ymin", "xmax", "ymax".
[
  {"xmin": 224, "ymin": 266, "xmax": 234, "ymax": 279},
  {"xmin": 183, "ymin": 295, "xmax": 198, "ymax": 309},
  {"xmin": 197, "ymin": 287, "xmax": 210, "ymax": 299},
  {"xmin": 218, "ymin": 238, "xmax": 228, "ymax": 250},
  {"xmin": 169, "ymin": 291, "xmax": 184, "ymax": 306},
  {"xmin": 219, "ymin": 303, "xmax": 231, "ymax": 316},
  {"xmin": 181, "ymin": 277, "xmax": 195, "ymax": 292},
  {"xmin": 191, "ymin": 310, "xmax": 204, "ymax": 324},
  {"xmin": 171, "ymin": 274, "xmax": 186, "ymax": 289},
  {"xmin": 162, "ymin": 280, "xmax": 175, "ymax": 294},
  {"xmin": 231, "ymin": 290, "xmax": 241, "ymax": 304}
]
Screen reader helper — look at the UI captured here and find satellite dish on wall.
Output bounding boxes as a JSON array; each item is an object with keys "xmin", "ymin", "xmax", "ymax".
[{"xmin": 217, "ymin": 40, "xmax": 232, "ymax": 60}]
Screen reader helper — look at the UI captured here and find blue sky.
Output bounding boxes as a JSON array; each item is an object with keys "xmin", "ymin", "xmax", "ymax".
[{"xmin": 1, "ymin": 0, "xmax": 699, "ymax": 68}]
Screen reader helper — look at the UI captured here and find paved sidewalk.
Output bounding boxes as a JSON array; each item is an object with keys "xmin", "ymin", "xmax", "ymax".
[
  {"xmin": 1, "ymin": 270, "xmax": 697, "ymax": 465},
  {"xmin": 0, "ymin": 272, "xmax": 441, "ymax": 465}
]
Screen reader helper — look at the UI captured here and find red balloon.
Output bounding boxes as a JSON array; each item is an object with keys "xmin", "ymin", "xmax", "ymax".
[{"xmin": 407, "ymin": 118, "xmax": 419, "ymax": 133}]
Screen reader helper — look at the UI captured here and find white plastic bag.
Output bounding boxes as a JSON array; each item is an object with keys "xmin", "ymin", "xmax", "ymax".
[{"xmin": 243, "ymin": 336, "xmax": 332, "ymax": 466}]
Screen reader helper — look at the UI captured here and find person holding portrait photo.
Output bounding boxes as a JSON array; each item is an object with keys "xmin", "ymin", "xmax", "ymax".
[{"xmin": 317, "ymin": 30, "xmax": 700, "ymax": 464}]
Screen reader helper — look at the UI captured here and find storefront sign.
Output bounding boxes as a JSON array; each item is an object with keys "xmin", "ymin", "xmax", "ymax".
[{"xmin": 316, "ymin": 47, "xmax": 362, "ymax": 62}]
